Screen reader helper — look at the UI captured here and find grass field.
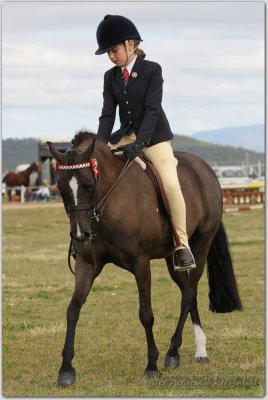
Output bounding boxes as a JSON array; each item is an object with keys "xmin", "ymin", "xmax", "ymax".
[{"xmin": 2, "ymin": 204, "xmax": 265, "ymax": 397}]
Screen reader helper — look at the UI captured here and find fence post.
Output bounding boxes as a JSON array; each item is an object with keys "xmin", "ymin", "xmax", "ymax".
[{"xmin": 21, "ymin": 186, "xmax": 25, "ymax": 204}]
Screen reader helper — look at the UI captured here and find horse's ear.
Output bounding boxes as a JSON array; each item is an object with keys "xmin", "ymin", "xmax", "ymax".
[
  {"xmin": 83, "ymin": 139, "xmax": 96, "ymax": 160},
  {"xmin": 47, "ymin": 141, "xmax": 66, "ymax": 164}
]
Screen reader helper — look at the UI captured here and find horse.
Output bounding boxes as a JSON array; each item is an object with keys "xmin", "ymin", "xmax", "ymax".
[
  {"xmin": 2, "ymin": 162, "xmax": 39, "ymax": 201},
  {"xmin": 47, "ymin": 131, "xmax": 242, "ymax": 386}
]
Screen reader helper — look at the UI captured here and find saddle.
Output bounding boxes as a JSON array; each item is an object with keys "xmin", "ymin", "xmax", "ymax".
[{"xmin": 139, "ymin": 154, "xmax": 181, "ymax": 247}]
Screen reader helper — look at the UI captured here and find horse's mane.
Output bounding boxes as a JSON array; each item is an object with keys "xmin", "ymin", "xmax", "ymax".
[{"xmin": 71, "ymin": 130, "xmax": 96, "ymax": 148}]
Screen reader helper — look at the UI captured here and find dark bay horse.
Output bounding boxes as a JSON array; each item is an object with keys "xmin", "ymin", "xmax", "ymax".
[{"xmin": 47, "ymin": 131, "xmax": 242, "ymax": 385}]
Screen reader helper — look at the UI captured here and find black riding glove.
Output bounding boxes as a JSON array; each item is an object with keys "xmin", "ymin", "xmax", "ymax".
[{"xmin": 116, "ymin": 139, "xmax": 146, "ymax": 160}]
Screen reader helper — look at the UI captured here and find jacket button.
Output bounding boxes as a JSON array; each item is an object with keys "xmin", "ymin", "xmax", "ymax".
[
  {"xmin": 124, "ymin": 91, "xmax": 127, "ymax": 94},
  {"xmin": 126, "ymin": 101, "xmax": 129, "ymax": 104},
  {"xmin": 128, "ymin": 111, "xmax": 131, "ymax": 114}
]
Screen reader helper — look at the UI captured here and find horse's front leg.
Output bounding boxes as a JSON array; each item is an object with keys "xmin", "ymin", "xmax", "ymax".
[
  {"xmin": 134, "ymin": 257, "xmax": 161, "ymax": 378},
  {"xmin": 57, "ymin": 256, "xmax": 103, "ymax": 386}
]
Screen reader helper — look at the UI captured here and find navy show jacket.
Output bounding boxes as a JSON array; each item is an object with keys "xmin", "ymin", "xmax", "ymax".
[{"xmin": 97, "ymin": 55, "xmax": 174, "ymax": 146}]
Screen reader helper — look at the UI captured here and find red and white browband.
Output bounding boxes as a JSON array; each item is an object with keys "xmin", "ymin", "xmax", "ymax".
[
  {"xmin": 55, "ymin": 159, "xmax": 100, "ymax": 180},
  {"xmin": 58, "ymin": 161, "xmax": 91, "ymax": 170}
]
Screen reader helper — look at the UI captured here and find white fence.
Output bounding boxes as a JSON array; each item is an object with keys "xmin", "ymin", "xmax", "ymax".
[{"xmin": 3, "ymin": 185, "xmax": 61, "ymax": 204}]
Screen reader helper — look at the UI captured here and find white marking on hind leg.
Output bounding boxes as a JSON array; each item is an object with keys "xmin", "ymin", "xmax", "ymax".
[{"xmin": 194, "ymin": 324, "xmax": 208, "ymax": 358}]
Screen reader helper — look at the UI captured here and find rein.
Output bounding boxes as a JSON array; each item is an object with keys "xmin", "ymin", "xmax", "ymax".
[{"xmin": 93, "ymin": 158, "xmax": 133, "ymax": 220}]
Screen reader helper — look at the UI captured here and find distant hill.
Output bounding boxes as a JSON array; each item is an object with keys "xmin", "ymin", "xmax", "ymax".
[
  {"xmin": 171, "ymin": 135, "xmax": 264, "ymax": 166},
  {"xmin": 2, "ymin": 135, "xmax": 264, "ymax": 172},
  {"xmin": 192, "ymin": 124, "xmax": 264, "ymax": 153},
  {"xmin": 2, "ymin": 138, "xmax": 39, "ymax": 172}
]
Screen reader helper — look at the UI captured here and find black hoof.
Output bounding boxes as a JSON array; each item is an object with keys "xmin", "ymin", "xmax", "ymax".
[
  {"xmin": 164, "ymin": 354, "xmax": 180, "ymax": 369},
  {"xmin": 144, "ymin": 369, "xmax": 162, "ymax": 378},
  {"xmin": 57, "ymin": 370, "xmax": 76, "ymax": 386},
  {"xmin": 195, "ymin": 356, "xmax": 209, "ymax": 364}
]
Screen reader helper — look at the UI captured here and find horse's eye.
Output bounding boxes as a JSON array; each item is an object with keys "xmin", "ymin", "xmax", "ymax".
[{"xmin": 84, "ymin": 183, "xmax": 94, "ymax": 192}]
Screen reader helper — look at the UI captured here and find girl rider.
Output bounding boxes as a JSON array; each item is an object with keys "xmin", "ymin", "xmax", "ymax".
[{"xmin": 95, "ymin": 15, "xmax": 196, "ymax": 271}]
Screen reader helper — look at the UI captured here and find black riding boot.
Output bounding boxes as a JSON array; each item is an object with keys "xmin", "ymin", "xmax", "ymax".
[{"xmin": 173, "ymin": 245, "xmax": 196, "ymax": 271}]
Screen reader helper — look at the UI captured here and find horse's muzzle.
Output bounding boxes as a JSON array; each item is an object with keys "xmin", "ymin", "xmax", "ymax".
[{"xmin": 70, "ymin": 230, "xmax": 91, "ymax": 243}]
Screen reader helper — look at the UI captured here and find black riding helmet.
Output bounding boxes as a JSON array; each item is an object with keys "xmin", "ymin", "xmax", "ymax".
[{"xmin": 95, "ymin": 14, "xmax": 142, "ymax": 55}]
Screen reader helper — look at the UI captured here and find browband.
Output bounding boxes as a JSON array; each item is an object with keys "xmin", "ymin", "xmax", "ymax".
[{"xmin": 56, "ymin": 159, "xmax": 100, "ymax": 180}]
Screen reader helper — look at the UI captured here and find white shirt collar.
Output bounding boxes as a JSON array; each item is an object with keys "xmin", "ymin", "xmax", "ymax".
[{"xmin": 121, "ymin": 55, "xmax": 137, "ymax": 74}]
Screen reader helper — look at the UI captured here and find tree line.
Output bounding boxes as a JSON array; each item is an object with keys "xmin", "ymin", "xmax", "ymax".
[{"xmin": 2, "ymin": 136, "xmax": 264, "ymax": 172}]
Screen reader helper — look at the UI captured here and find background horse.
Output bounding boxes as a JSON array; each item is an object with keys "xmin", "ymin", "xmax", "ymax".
[
  {"xmin": 2, "ymin": 162, "xmax": 39, "ymax": 201},
  {"xmin": 47, "ymin": 131, "xmax": 242, "ymax": 386}
]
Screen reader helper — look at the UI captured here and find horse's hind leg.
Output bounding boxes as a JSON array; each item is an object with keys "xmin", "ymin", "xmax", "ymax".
[
  {"xmin": 189, "ymin": 239, "xmax": 211, "ymax": 363},
  {"xmin": 163, "ymin": 260, "xmax": 191, "ymax": 368},
  {"xmin": 190, "ymin": 307, "xmax": 209, "ymax": 363},
  {"xmin": 57, "ymin": 257, "xmax": 103, "ymax": 386},
  {"xmin": 7, "ymin": 189, "xmax": 12, "ymax": 202},
  {"xmin": 134, "ymin": 256, "xmax": 161, "ymax": 378},
  {"xmin": 164, "ymin": 251, "xmax": 208, "ymax": 368}
]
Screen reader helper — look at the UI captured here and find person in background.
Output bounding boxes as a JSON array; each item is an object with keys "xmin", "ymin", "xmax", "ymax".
[{"xmin": 36, "ymin": 180, "xmax": 50, "ymax": 201}]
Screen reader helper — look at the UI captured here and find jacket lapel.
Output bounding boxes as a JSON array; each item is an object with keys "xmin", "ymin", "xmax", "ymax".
[
  {"xmin": 113, "ymin": 55, "xmax": 144, "ymax": 90},
  {"xmin": 114, "ymin": 67, "xmax": 125, "ymax": 89},
  {"xmin": 127, "ymin": 56, "xmax": 143, "ymax": 89}
]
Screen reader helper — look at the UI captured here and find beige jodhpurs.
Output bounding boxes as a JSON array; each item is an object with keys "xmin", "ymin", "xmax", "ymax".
[{"xmin": 108, "ymin": 134, "xmax": 189, "ymax": 248}]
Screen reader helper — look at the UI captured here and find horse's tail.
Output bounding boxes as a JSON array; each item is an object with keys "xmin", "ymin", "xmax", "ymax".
[{"xmin": 207, "ymin": 222, "xmax": 242, "ymax": 313}]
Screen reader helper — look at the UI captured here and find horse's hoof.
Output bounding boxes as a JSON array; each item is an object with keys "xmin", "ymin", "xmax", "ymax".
[
  {"xmin": 195, "ymin": 356, "xmax": 209, "ymax": 364},
  {"xmin": 57, "ymin": 370, "xmax": 76, "ymax": 386},
  {"xmin": 164, "ymin": 354, "xmax": 180, "ymax": 369},
  {"xmin": 144, "ymin": 369, "xmax": 162, "ymax": 378}
]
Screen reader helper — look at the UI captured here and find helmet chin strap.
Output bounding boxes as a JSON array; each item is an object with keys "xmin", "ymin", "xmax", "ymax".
[{"xmin": 123, "ymin": 40, "xmax": 137, "ymax": 66}]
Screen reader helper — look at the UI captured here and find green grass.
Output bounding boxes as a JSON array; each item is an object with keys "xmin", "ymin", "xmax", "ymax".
[{"xmin": 2, "ymin": 206, "xmax": 265, "ymax": 397}]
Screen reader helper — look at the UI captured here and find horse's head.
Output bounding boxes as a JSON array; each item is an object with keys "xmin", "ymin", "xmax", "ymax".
[
  {"xmin": 47, "ymin": 138, "xmax": 98, "ymax": 242},
  {"xmin": 31, "ymin": 162, "xmax": 39, "ymax": 172}
]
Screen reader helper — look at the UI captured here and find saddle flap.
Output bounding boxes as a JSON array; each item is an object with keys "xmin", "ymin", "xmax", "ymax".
[{"xmin": 141, "ymin": 155, "xmax": 181, "ymax": 246}]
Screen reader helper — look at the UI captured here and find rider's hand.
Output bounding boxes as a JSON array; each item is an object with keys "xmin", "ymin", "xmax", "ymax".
[{"xmin": 116, "ymin": 140, "xmax": 146, "ymax": 160}]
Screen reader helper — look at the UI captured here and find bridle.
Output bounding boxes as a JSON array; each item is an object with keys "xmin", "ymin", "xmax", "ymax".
[
  {"xmin": 56, "ymin": 156, "xmax": 134, "ymax": 276},
  {"xmin": 56, "ymin": 156, "xmax": 134, "ymax": 222},
  {"xmin": 56, "ymin": 151, "xmax": 135, "ymax": 277},
  {"xmin": 56, "ymin": 159, "xmax": 100, "ymax": 220}
]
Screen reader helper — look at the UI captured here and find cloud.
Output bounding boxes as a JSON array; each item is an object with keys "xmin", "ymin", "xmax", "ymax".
[
  {"xmin": 2, "ymin": 1, "xmax": 265, "ymax": 139},
  {"xmin": 189, "ymin": 120, "xmax": 219, "ymax": 133}
]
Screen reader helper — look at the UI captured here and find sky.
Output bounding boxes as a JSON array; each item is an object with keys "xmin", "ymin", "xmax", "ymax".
[{"xmin": 2, "ymin": 1, "xmax": 265, "ymax": 141}]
